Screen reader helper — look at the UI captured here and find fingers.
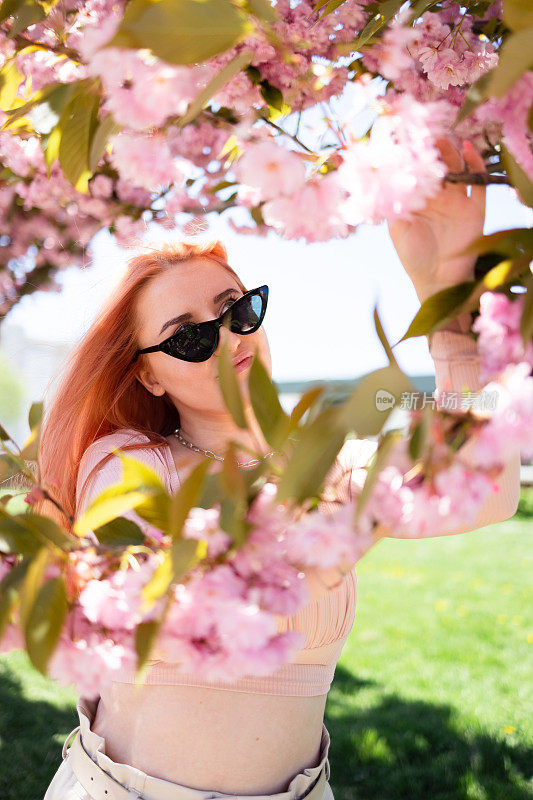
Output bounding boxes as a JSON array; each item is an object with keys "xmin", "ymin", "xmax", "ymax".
[
  {"xmin": 435, "ymin": 137, "xmax": 467, "ymax": 197},
  {"xmin": 435, "ymin": 137, "xmax": 464, "ymax": 173},
  {"xmin": 462, "ymin": 140, "xmax": 487, "ymax": 214}
]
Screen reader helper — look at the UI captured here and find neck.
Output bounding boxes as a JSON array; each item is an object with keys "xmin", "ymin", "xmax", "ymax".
[{"xmin": 176, "ymin": 406, "xmax": 272, "ymax": 461}]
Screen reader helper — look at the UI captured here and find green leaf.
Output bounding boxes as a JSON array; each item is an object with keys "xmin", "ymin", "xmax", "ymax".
[
  {"xmin": 248, "ymin": 352, "xmax": 289, "ymax": 448},
  {"xmin": 18, "ymin": 547, "xmax": 50, "ymax": 631},
  {"xmin": 400, "ymin": 282, "xmax": 476, "ymax": 341},
  {"xmin": 462, "ymin": 228, "xmax": 533, "ymax": 259},
  {"xmin": 406, "ymin": 0, "xmax": 440, "ymax": 20},
  {"xmin": 0, "ymin": 449, "xmax": 26, "ymax": 478},
  {"xmin": 27, "ymin": 401, "xmax": 43, "ymax": 433},
  {"xmin": 217, "ymin": 443, "xmax": 253, "ymax": 549},
  {"xmin": 250, "ymin": 205, "xmax": 265, "ymax": 226},
  {"xmin": 25, "ymin": 576, "xmax": 67, "ymax": 675},
  {"xmin": 0, "ymin": 559, "xmax": 29, "ymax": 642},
  {"xmin": 134, "ymin": 617, "xmax": 163, "ymax": 679},
  {"xmin": 129, "ymin": 490, "xmax": 170, "ymax": 532},
  {"xmin": 45, "ymin": 121, "xmax": 62, "ymax": 177},
  {"xmin": 74, "ymin": 450, "xmax": 167, "ymax": 537},
  {"xmin": 245, "ymin": 65, "xmax": 262, "ymax": 85},
  {"xmin": 177, "ymin": 48, "xmax": 253, "ymax": 129},
  {"xmin": 455, "ymin": 71, "xmax": 493, "ymax": 124},
  {"xmin": 167, "ymin": 458, "xmax": 210, "ymax": 538},
  {"xmin": 22, "ymin": 514, "xmax": 75, "ymax": 552},
  {"xmin": 337, "ymin": 365, "xmax": 413, "ymax": 437},
  {"xmin": 246, "ymin": 0, "xmax": 278, "ymax": 23},
  {"xmin": 276, "ymin": 406, "xmax": 346, "ymax": 504},
  {"xmin": 373, "ymin": 306, "xmax": 398, "ymax": 367},
  {"xmin": 313, "ymin": 0, "xmax": 347, "ymax": 25},
  {"xmin": 75, "ymin": 491, "xmax": 151, "ymax": 536},
  {"xmin": 57, "ymin": 85, "xmax": 100, "ymax": 193},
  {"xmin": 1, "ymin": 81, "xmax": 70, "ymax": 131},
  {"xmin": 94, "ymin": 517, "xmax": 146, "ymax": 548},
  {"xmin": 408, "ymin": 406, "xmax": 432, "ymax": 462},
  {"xmin": 520, "ymin": 274, "xmax": 533, "ymax": 345},
  {"xmin": 118, "ymin": 452, "xmax": 168, "ymax": 492},
  {"xmin": 0, "ymin": 509, "xmax": 42, "ymax": 555},
  {"xmin": 106, "ymin": 0, "xmax": 250, "ymax": 65},
  {"xmin": 0, "ymin": 58, "xmax": 25, "ymax": 110},
  {"xmin": 481, "ymin": 257, "xmax": 532, "ymax": 290},
  {"xmin": 4, "ymin": 0, "xmax": 45, "ymax": 37},
  {"xmin": 307, "ymin": 0, "xmax": 332, "ymax": 17},
  {"xmin": 218, "ymin": 494, "xmax": 249, "ymax": 548},
  {"xmin": 503, "ymin": 0, "xmax": 533, "ymax": 31},
  {"xmin": 354, "ymin": 429, "xmax": 402, "ymax": 521},
  {"xmin": 341, "ymin": 0, "xmax": 404, "ymax": 52},
  {"xmin": 484, "ymin": 29, "xmax": 533, "ymax": 99},
  {"xmin": 260, "ymin": 80, "xmax": 284, "ymax": 111},
  {"xmin": 289, "ymin": 386, "xmax": 325, "ymax": 431},
  {"xmin": 220, "ymin": 441, "xmax": 247, "ymax": 500},
  {"xmin": 171, "ymin": 536, "xmax": 201, "ymax": 581},
  {"xmin": 141, "ymin": 551, "xmax": 174, "ymax": 608},
  {"xmin": 501, "ymin": 145, "xmax": 533, "ymax": 208},
  {"xmin": 89, "ymin": 112, "xmax": 122, "ymax": 172},
  {"xmin": 217, "ymin": 339, "xmax": 247, "ymax": 429},
  {"xmin": 38, "ymin": 84, "xmax": 80, "ymax": 176},
  {"xmin": 0, "ymin": 425, "xmax": 12, "ymax": 442},
  {"xmin": 195, "ymin": 471, "xmax": 223, "ymax": 509},
  {"xmin": 0, "ymin": 0, "xmax": 23, "ymax": 24},
  {"xmin": 207, "ymin": 180, "xmax": 238, "ymax": 194}
]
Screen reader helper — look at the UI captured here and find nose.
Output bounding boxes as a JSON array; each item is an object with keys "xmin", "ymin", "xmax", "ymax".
[{"xmin": 217, "ymin": 322, "xmax": 241, "ymax": 354}]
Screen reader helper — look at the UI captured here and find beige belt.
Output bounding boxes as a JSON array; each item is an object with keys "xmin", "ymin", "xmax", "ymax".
[{"xmin": 64, "ymin": 729, "xmax": 330, "ymax": 800}]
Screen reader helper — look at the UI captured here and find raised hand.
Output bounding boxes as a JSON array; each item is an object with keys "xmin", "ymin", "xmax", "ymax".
[{"xmin": 388, "ymin": 139, "xmax": 487, "ymax": 304}]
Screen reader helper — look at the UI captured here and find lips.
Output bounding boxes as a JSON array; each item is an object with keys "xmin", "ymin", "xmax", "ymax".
[{"xmin": 233, "ymin": 352, "xmax": 253, "ymax": 369}]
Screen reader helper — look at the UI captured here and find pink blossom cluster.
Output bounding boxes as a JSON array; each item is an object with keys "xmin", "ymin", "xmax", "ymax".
[
  {"xmin": 0, "ymin": 479, "xmax": 379, "ymax": 696},
  {"xmin": 472, "ymin": 291, "xmax": 533, "ymax": 383},
  {"xmin": 1, "ymin": 0, "xmax": 528, "ymax": 273},
  {"xmin": 284, "ymin": 500, "xmax": 374, "ymax": 569},
  {"xmin": 0, "ymin": 137, "xmax": 149, "ymax": 313},
  {"xmin": 156, "ymin": 565, "xmax": 305, "ymax": 683},
  {"xmin": 472, "ymin": 362, "xmax": 533, "ymax": 468},
  {"xmin": 475, "ymin": 72, "xmax": 533, "ymax": 180},
  {"xmin": 364, "ymin": 9, "xmax": 498, "ymax": 92},
  {"xmin": 334, "ymin": 91, "xmax": 454, "ymax": 224},
  {"xmin": 356, "ymin": 441, "xmax": 496, "ymax": 537}
]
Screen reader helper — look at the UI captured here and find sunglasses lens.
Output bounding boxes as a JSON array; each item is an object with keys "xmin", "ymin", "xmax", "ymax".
[
  {"xmin": 230, "ymin": 292, "xmax": 264, "ymax": 333},
  {"xmin": 169, "ymin": 323, "xmax": 217, "ymax": 362}
]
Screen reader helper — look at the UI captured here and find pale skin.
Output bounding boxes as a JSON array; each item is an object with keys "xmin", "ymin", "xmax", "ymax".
[{"xmin": 91, "ymin": 141, "xmax": 519, "ymax": 794}]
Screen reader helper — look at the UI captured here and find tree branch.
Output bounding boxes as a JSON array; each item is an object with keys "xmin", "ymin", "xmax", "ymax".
[{"xmin": 444, "ymin": 172, "xmax": 510, "ymax": 186}]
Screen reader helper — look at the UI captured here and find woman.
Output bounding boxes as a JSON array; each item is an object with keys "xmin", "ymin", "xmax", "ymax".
[{"xmin": 40, "ymin": 140, "xmax": 520, "ymax": 800}]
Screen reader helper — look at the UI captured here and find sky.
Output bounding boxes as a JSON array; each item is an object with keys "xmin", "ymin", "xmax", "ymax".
[{"xmin": 3, "ymin": 183, "xmax": 532, "ymax": 384}]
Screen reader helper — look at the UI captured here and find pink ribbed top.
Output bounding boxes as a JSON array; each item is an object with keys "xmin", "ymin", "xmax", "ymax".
[
  {"xmin": 74, "ymin": 329, "xmax": 520, "ymax": 697},
  {"xmin": 75, "ymin": 428, "xmax": 375, "ymax": 696}
]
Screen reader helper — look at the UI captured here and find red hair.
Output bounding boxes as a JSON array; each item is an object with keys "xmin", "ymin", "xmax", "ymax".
[{"xmin": 34, "ymin": 238, "xmax": 247, "ymax": 530}]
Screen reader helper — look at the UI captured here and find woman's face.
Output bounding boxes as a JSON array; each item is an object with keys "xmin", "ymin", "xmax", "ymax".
[{"xmin": 134, "ymin": 257, "xmax": 272, "ymax": 415}]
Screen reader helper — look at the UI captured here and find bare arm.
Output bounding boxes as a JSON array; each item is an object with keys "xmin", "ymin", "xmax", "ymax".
[
  {"xmin": 299, "ymin": 319, "xmax": 521, "ymax": 600},
  {"xmin": 380, "ymin": 319, "xmax": 520, "ymax": 540}
]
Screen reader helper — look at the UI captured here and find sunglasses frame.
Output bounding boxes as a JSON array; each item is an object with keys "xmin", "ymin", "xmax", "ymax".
[{"xmin": 132, "ymin": 284, "xmax": 269, "ymax": 363}]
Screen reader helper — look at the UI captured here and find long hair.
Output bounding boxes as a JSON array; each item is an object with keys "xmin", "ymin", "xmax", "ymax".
[{"xmin": 34, "ymin": 238, "xmax": 247, "ymax": 531}]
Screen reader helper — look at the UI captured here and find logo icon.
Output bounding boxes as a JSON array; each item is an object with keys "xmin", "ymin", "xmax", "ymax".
[{"xmin": 375, "ymin": 389, "xmax": 396, "ymax": 410}]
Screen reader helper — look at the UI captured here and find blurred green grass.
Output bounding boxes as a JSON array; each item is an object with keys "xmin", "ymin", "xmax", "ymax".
[
  {"xmin": 327, "ymin": 518, "xmax": 532, "ymax": 799},
  {"xmin": 0, "ymin": 517, "xmax": 531, "ymax": 799}
]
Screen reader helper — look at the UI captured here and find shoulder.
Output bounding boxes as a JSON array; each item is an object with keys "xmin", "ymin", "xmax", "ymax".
[
  {"xmin": 78, "ymin": 428, "xmax": 152, "ymax": 476},
  {"xmin": 76, "ymin": 428, "xmax": 172, "ymax": 513}
]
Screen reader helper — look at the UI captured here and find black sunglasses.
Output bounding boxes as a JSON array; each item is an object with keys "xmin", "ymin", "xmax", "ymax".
[{"xmin": 132, "ymin": 285, "xmax": 269, "ymax": 363}]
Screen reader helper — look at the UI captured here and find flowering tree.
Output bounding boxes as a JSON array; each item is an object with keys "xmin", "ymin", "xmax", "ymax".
[
  {"xmin": 0, "ymin": 0, "xmax": 532, "ymax": 699},
  {"xmin": 0, "ymin": 0, "xmax": 531, "ymax": 312}
]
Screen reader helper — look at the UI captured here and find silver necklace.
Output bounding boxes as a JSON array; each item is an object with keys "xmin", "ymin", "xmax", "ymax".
[{"xmin": 173, "ymin": 428, "xmax": 278, "ymax": 468}]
